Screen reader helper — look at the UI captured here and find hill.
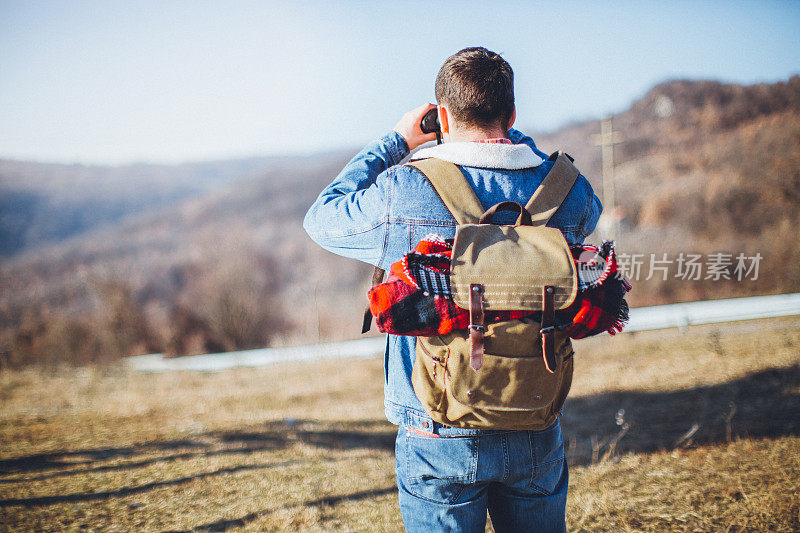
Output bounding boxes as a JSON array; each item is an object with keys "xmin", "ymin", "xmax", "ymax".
[
  {"xmin": 537, "ymin": 76, "xmax": 800, "ymax": 303},
  {"xmin": 1, "ymin": 76, "xmax": 798, "ymax": 365},
  {"xmin": 0, "ymin": 155, "xmax": 311, "ymax": 257}
]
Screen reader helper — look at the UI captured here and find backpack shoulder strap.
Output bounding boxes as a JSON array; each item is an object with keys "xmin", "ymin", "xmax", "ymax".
[
  {"xmin": 406, "ymin": 158, "xmax": 484, "ymax": 225},
  {"xmin": 525, "ymin": 151, "xmax": 580, "ymax": 227}
]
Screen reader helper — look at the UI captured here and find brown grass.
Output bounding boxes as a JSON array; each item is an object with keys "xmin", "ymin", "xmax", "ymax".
[
  {"xmin": 1, "ymin": 317, "xmax": 798, "ymax": 531},
  {"xmin": 569, "ymin": 437, "xmax": 799, "ymax": 532}
]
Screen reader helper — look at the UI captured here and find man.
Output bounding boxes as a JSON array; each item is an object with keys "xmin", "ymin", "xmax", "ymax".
[{"xmin": 304, "ymin": 47, "xmax": 601, "ymax": 532}]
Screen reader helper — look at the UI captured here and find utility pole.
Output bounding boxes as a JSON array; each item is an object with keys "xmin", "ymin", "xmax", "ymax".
[{"xmin": 592, "ymin": 117, "xmax": 624, "ymax": 240}]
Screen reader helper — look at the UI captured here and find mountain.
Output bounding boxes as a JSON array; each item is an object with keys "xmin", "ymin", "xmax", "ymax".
[
  {"xmin": 1, "ymin": 76, "xmax": 798, "ymax": 366},
  {"xmin": 535, "ymin": 76, "xmax": 800, "ymax": 304},
  {"xmin": 0, "ymin": 155, "xmax": 315, "ymax": 257}
]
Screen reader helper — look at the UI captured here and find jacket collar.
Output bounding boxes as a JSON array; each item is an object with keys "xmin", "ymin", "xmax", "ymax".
[{"xmin": 410, "ymin": 141, "xmax": 543, "ymax": 170}]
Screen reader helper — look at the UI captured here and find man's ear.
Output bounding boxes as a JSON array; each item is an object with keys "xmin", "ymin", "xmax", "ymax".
[
  {"xmin": 438, "ymin": 105, "xmax": 450, "ymax": 134},
  {"xmin": 507, "ymin": 108, "xmax": 516, "ymax": 130}
]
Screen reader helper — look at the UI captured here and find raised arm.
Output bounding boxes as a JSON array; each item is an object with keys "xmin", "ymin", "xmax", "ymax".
[{"xmin": 303, "ymin": 104, "xmax": 437, "ymax": 266}]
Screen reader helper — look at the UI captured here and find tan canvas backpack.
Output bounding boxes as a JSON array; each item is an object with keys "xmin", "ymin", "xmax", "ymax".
[{"xmin": 405, "ymin": 152, "xmax": 581, "ymax": 430}]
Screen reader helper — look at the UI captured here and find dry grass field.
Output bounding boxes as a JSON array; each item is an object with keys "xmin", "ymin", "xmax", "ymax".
[{"xmin": 1, "ymin": 317, "xmax": 799, "ymax": 532}]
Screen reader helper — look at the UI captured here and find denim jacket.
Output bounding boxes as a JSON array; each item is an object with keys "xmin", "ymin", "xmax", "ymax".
[{"xmin": 304, "ymin": 128, "xmax": 602, "ymax": 436}]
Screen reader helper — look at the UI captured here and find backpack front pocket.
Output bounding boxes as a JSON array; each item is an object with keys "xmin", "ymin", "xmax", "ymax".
[{"xmin": 446, "ymin": 348, "xmax": 562, "ymax": 411}]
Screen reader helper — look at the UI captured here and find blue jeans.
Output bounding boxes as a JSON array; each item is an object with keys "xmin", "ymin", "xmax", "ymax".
[{"xmin": 395, "ymin": 420, "xmax": 568, "ymax": 532}]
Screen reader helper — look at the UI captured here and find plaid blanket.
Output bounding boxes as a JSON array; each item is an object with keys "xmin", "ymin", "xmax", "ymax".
[
  {"xmin": 368, "ymin": 235, "xmax": 631, "ymax": 338},
  {"xmin": 369, "ymin": 235, "xmax": 531, "ymax": 336},
  {"xmin": 564, "ymin": 241, "xmax": 631, "ymax": 338}
]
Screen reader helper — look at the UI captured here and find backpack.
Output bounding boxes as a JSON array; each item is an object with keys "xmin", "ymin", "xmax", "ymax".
[{"xmin": 365, "ymin": 151, "xmax": 586, "ymax": 431}]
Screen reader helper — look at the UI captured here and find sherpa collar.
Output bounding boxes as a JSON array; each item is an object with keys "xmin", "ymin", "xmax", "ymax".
[{"xmin": 411, "ymin": 141, "xmax": 543, "ymax": 170}]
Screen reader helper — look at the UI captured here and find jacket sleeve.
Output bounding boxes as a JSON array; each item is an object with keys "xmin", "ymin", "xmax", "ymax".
[{"xmin": 303, "ymin": 131, "xmax": 410, "ymax": 267}]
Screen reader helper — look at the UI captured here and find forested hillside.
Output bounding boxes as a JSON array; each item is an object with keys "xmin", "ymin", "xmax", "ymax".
[{"xmin": 536, "ymin": 76, "xmax": 800, "ymax": 304}]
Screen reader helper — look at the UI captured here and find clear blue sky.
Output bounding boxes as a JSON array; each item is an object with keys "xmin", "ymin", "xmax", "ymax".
[{"xmin": 1, "ymin": 0, "xmax": 798, "ymax": 165}]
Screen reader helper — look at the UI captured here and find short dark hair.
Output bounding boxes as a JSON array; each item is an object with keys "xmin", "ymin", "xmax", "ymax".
[{"xmin": 435, "ymin": 47, "xmax": 514, "ymax": 130}]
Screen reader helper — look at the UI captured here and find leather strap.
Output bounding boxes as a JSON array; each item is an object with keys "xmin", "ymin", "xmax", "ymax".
[
  {"xmin": 406, "ymin": 159, "xmax": 484, "ymax": 225},
  {"xmin": 541, "ymin": 285, "xmax": 556, "ymax": 373},
  {"xmin": 525, "ymin": 152, "xmax": 580, "ymax": 227},
  {"xmin": 361, "ymin": 267, "xmax": 385, "ymax": 333},
  {"xmin": 468, "ymin": 283, "xmax": 485, "ymax": 371}
]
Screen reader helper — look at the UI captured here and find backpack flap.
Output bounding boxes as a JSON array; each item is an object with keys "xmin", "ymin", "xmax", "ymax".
[{"xmin": 450, "ymin": 223, "xmax": 578, "ymax": 312}]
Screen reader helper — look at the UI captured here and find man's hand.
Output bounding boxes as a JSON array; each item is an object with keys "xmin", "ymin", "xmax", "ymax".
[{"xmin": 394, "ymin": 103, "xmax": 438, "ymax": 150}]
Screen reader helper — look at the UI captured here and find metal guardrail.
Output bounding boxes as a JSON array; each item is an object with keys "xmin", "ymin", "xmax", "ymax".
[
  {"xmin": 624, "ymin": 292, "xmax": 800, "ymax": 332},
  {"xmin": 126, "ymin": 337, "xmax": 386, "ymax": 373},
  {"xmin": 126, "ymin": 293, "xmax": 800, "ymax": 372}
]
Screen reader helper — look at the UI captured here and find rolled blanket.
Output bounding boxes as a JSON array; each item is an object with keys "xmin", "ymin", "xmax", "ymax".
[
  {"xmin": 368, "ymin": 235, "xmax": 631, "ymax": 338},
  {"xmin": 368, "ymin": 235, "xmax": 531, "ymax": 336},
  {"xmin": 564, "ymin": 242, "xmax": 631, "ymax": 338}
]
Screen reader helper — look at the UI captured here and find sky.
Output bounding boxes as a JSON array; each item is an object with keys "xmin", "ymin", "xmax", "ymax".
[{"xmin": 1, "ymin": 0, "xmax": 799, "ymax": 165}]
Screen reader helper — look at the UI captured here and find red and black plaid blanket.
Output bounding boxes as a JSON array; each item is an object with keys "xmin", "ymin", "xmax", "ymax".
[
  {"xmin": 562, "ymin": 241, "xmax": 631, "ymax": 338},
  {"xmin": 368, "ymin": 235, "xmax": 631, "ymax": 339}
]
